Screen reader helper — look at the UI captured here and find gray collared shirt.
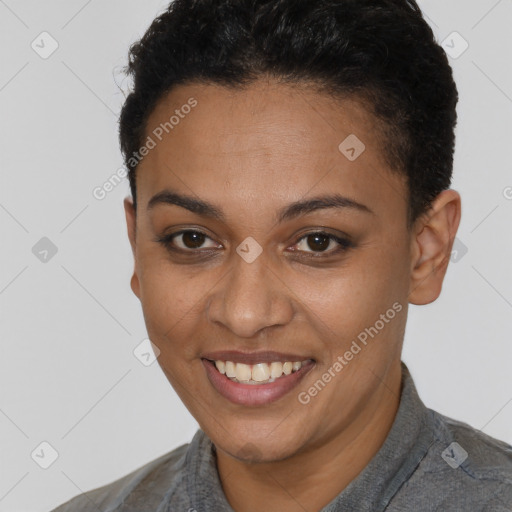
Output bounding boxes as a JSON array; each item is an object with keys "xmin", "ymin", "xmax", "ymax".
[{"xmin": 51, "ymin": 363, "xmax": 512, "ymax": 511}]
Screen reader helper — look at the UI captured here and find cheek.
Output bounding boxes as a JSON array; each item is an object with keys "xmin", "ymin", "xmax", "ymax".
[
  {"xmin": 135, "ymin": 252, "xmax": 204, "ymax": 354},
  {"xmin": 289, "ymin": 247, "xmax": 407, "ymax": 352}
]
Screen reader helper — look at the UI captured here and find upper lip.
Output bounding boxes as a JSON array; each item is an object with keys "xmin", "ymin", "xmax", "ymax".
[{"xmin": 201, "ymin": 350, "xmax": 315, "ymax": 365}]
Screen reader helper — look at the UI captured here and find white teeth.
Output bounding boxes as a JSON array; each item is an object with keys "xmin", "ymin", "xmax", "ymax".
[
  {"xmin": 270, "ymin": 362, "xmax": 283, "ymax": 379},
  {"xmin": 282, "ymin": 362, "xmax": 292, "ymax": 375},
  {"xmin": 225, "ymin": 361, "xmax": 236, "ymax": 378},
  {"xmin": 252, "ymin": 363, "xmax": 270, "ymax": 382},
  {"xmin": 212, "ymin": 359, "xmax": 310, "ymax": 384},
  {"xmin": 235, "ymin": 363, "xmax": 252, "ymax": 382}
]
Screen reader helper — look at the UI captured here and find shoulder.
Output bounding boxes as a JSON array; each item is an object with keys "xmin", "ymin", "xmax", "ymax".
[
  {"xmin": 49, "ymin": 442, "xmax": 190, "ymax": 512},
  {"xmin": 394, "ymin": 408, "xmax": 512, "ymax": 511},
  {"xmin": 434, "ymin": 410, "xmax": 512, "ymax": 482}
]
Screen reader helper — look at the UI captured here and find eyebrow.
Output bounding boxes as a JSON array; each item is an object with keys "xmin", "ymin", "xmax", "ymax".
[{"xmin": 147, "ymin": 188, "xmax": 375, "ymax": 223}]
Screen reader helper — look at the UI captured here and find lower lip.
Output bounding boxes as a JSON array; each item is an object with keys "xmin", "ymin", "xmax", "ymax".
[{"xmin": 202, "ymin": 359, "xmax": 315, "ymax": 406}]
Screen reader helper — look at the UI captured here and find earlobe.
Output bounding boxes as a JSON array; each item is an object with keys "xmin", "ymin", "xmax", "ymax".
[
  {"xmin": 408, "ymin": 189, "xmax": 462, "ymax": 305},
  {"xmin": 123, "ymin": 197, "xmax": 141, "ymax": 299}
]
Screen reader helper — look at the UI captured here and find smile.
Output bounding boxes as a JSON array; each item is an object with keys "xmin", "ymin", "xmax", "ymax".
[
  {"xmin": 212, "ymin": 359, "xmax": 312, "ymax": 385},
  {"xmin": 201, "ymin": 356, "xmax": 315, "ymax": 406}
]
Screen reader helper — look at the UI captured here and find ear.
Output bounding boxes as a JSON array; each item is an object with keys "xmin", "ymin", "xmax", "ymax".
[
  {"xmin": 124, "ymin": 196, "xmax": 141, "ymax": 299},
  {"xmin": 408, "ymin": 189, "xmax": 462, "ymax": 305}
]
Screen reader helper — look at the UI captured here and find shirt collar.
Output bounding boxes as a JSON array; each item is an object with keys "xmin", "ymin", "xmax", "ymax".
[
  {"xmin": 184, "ymin": 362, "xmax": 436, "ymax": 512},
  {"xmin": 321, "ymin": 362, "xmax": 436, "ymax": 511}
]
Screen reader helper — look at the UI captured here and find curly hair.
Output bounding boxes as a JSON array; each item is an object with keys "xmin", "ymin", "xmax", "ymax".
[{"xmin": 118, "ymin": 0, "xmax": 458, "ymax": 228}]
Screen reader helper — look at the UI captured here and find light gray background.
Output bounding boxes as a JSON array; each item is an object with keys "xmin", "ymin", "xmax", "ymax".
[{"xmin": 0, "ymin": 1, "xmax": 511, "ymax": 511}]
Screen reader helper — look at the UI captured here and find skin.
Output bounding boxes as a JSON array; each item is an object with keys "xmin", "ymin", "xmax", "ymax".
[{"xmin": 124, "ymin": 78, "xmax": 461, "ymax": 512}]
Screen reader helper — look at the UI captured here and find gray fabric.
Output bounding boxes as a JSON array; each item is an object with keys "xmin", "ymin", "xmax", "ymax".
[{"xmin": 50, "ymin": 363, "xmax": 512, "ymax": 511}]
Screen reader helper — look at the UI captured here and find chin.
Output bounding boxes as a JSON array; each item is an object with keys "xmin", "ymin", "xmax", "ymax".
[{"xmin": 210, "ymin": 420, "xmax": 310, "ymax": 463}]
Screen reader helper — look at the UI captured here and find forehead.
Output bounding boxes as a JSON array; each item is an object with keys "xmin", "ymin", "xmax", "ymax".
[{"xmin": 136, "ymin": 79, "xmax": 408, "ymax": 225}]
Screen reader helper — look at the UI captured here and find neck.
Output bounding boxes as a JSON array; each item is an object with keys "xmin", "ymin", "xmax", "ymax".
[{"xmin": 215, "ymin": 361, "xmax": 402, "ymax": 512}]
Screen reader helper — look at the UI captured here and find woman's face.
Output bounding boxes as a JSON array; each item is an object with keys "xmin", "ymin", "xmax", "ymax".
[{"xmin": 125, "ymin": 79, "xmax": 414, "ymax": 462}]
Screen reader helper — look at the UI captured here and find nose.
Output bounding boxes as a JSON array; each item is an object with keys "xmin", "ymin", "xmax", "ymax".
[{"xmin": 206, "ymin": 250, "xmax": 295, "ymax": 339}]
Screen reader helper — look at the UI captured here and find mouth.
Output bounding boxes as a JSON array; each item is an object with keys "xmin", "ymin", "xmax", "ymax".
[
  {"xmin": 206, "ymin": 358, "xmax": 312, "ymax": 384},
  {"xmin": 201, "ymin": 352, "xmax": 316, "ymax": 406}
]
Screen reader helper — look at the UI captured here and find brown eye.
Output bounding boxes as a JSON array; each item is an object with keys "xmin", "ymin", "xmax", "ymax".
[
  {"xmin": 304, "ymin": 233, "xmax": 330, "ymax": 252},
  {"xmin": 156, "ymin": 230, "xmax": 220, "ymax": 252},
  {"xmin": 181, "ymin": 231, "xmax": 207, "ymax": 249},
  {"xmin": 292, "ymin": 231, "xmax": 353, "ymax": 256}
]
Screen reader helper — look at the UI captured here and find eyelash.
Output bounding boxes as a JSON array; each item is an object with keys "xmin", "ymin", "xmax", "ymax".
[{"xmin": 155, "ymin": 229, "xmax": 353, "ymax": 259}]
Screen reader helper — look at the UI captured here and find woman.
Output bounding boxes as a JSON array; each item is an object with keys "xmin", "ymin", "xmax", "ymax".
[{"xmin": 52, "ymin": 0, "xmax": 512, "ymax": 510}]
